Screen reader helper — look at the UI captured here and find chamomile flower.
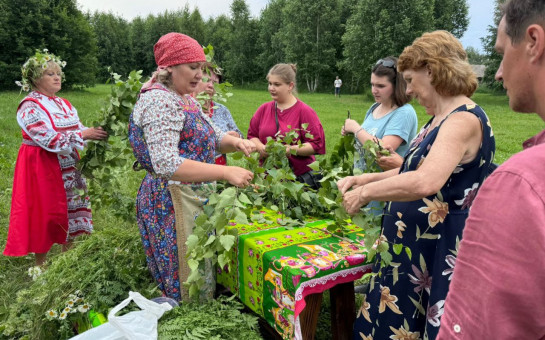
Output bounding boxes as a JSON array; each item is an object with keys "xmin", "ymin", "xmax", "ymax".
[
  {"xmin": 27, "ymin": 266, "xmax": 42, "ymax": 281},
  {"xmin": 59, "ymin": 312, "xmax": 67, "ymax": 320},
  {"xmin": 63, "ymin": 306, "xmax": 72, "ymax": 314},
  {"xmin": 66, "ymin": 299, "xmax": 75, "ymax": 307},
  {"xmin": 78, "ymin": 303, "xmax": 91, "ymax": 313},
  {"xmin": 46, "ymin": 309, "xmax": 58, "ymax": 319}
]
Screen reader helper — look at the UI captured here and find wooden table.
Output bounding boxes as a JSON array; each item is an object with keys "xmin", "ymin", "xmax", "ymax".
[{"xmin": 217, "ymin": 209, "xmax": 372, "ymax": 339}]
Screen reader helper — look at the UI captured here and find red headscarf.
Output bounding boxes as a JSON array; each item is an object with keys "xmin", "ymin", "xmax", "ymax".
[
  {"xmin": 142, "ymin": 33, "xmax": 206, "ymax": 90},
  {"xmin": 154, "ymin": 32, "xmax": 205, "ymax": 67}
]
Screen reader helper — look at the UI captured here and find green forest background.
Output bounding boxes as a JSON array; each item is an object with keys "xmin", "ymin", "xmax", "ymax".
[{"xmin": 0, "ymin": 0, "xmax": 505, "ymax": 94}]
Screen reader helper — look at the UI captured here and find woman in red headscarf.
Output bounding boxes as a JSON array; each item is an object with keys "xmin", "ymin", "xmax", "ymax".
[{"xmin": 129, "ymin": 33, "xmax": 256, "ymax": 301}]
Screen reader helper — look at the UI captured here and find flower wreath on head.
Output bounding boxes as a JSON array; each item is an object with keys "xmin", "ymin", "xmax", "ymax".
[{"xmin": 15, "ymin": 49, "xmax": 66, "ymax": 92}]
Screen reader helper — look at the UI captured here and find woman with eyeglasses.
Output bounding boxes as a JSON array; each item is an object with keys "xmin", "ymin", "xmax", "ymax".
[
  {"xmin": 194, "ymin": 63, "xmax": 244, "ymax": 165},
  {"xmin": 341, "ymin": 56, "xmax": 417, "ymax": 214},
  {"xmin": 248, "ymin": 63, "xmax": 326, "ymax": 189},
  {"xmin": 339, "ymin": 31, "xmax": 496, "ymax": 339}
]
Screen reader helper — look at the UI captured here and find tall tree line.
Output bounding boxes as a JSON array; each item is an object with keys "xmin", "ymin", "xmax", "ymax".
[
  {"xmin": 481, "ymin": 0, "xmax": 506, "ymax": 91},
  {"xmin": 0, "ymin": 0, "xmax": 471, "ymax": 93}
]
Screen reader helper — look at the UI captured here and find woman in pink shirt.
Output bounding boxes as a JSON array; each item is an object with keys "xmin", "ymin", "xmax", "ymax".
[{"xmin": 247, "ymin": 63, "xmax": 326, "ymax": 189}]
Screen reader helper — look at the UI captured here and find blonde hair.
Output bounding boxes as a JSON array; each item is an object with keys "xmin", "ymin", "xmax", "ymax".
[
  {"xmin": 398, "ymin": 30, "xmax": 477, "ymax": 97},
  {"xmin": 267, "ymin": 63, "xmax": 298, "ymax": 94},
  {"xmin": 156, "ymin": 68, "xmax": 173, "ymax": 89},
  {"xmin": 31, "ymin": 62, "xmax": 62, "ymax": 87}
]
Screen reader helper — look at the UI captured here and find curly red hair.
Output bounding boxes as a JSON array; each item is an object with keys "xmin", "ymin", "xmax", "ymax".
[{"xmin": 398, "ymin": 30, "xmax": 477, "ymax": 97}]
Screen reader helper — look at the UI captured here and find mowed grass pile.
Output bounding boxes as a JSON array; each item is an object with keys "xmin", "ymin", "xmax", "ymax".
[{"xmin": 0, "ymin": 84, "xmax": 543, "ymax": 337}]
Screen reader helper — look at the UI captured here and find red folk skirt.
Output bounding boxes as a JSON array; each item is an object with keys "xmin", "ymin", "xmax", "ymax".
[{"xmin": 3, "ymin": 144, "xmax": 68, "ymax": 256}]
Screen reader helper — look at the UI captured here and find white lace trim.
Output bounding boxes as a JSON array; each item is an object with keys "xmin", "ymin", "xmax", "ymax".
[{"xmin": 293, "ymin": 264, "xmax": 372, "ymax": 340}]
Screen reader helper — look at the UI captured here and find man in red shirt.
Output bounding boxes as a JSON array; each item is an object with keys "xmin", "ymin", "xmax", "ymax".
[{"xmin": 437, "ymin": 0, "xmax": 545, "ymax": 339}]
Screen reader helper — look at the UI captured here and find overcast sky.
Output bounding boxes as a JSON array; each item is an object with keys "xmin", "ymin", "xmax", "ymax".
[{"xmin": 77, "ymin": 0, "xmax": 494, "ymax": 52}]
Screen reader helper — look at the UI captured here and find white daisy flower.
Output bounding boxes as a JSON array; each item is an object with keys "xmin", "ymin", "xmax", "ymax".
[
  {"xmin": 46, "ymin": 309, "xmax": 58, "ymax": 319},
  {"xmin": 78, "ymin": 303, "xmax": 91, "ymax": 313},
  {"xmin": 59, "ymin": 312, "xmax": 67, "ymax": 320},
  {"xmin": 27, "ymin": 266, "xmax": 42, "ymax": 281}
]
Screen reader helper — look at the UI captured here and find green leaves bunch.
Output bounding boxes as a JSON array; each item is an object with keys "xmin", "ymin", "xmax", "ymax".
[
  {"xmin": 186, "ymin": 128, "xmax": 388, "ymax": 297},
  {"xmin": 158, "ymin": 295, "xmax": 260, "ymax": 340},
  {"xmin": 77, "ymin": 70, "xmax": 144, "ymax": 221},
  {"xmin": 360, "ymin": 138, "xmax": 390, "ymax": 174},
  {"xmin": 196, "ymin": 45, "xmax": 234, "ymax": 109}
]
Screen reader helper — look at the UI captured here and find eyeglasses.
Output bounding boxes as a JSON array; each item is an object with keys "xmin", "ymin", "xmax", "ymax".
[{"xmin": 375, "ymin": 59, "xmax": 396, "ymax": 69}]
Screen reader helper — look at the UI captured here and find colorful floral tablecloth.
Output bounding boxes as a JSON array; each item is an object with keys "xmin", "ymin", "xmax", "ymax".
[{"xmin": 217, "ymin": 209, "xmax": 372, "ymax": 339}]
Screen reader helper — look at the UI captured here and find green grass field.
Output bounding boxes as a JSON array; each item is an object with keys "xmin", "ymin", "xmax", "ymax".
[{"xmin": 0, "ymin": 84, "xmax": 543, "ymax": 337}]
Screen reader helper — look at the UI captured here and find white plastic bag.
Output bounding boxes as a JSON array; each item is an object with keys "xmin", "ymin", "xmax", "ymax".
[{"xmin": 70, "ymin": 291, "xmax": 173, "ymax": 340}]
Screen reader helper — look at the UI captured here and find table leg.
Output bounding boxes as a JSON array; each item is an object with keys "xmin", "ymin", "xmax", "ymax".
[
  {"xmin": 299, "ymin": 292, "xmax": 323, "ymax": 340},
  {"xmin": 330, "ymin": 281, "xmax": 355, "ymax": 340}
]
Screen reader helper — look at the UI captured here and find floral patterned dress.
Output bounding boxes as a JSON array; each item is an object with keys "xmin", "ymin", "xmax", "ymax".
[
  {"xmin": 129, "ymin": 83, "xmax": 223, "ymax": 302},
  {"xmin": 353, "ymin": 104, "xmax": 495, "ymax": 340}
]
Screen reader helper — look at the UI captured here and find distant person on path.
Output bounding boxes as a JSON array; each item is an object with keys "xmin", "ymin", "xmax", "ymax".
[
  {"xmin": 334, "ymin": 75, "xmax": 342, "ymax": 97},
  {"xmin": 248, "ymin": 63, "xmax": 326, "ymax": 190},
  {"xmin": 3, "ymin": 49, "xmax": 108, "ymax": 265},
  {"xmin": 341, "ymin": 56, "xmax": 418, "ymax": 215},
  {"xmin": 194, "ymin": 64, "xmax": 243, "ymax": 165},
  {"xmin": 129, "ymin": 33, "xmax": 255, "ymax": 301},
  {"xmin": 339, "ymin": 31, "xmax": 495, "ymax": 340},
  {"xmin": 438, "ymin": 1, "xmax": 545, "ymax": 338}
]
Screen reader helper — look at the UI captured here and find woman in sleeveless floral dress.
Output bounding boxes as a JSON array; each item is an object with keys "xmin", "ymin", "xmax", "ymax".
[{"xmin": 339, "ymin": 31, "xmax": 496, "ymax": 340}]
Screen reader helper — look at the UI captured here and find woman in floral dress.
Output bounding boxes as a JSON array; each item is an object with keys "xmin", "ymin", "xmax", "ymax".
[
  {"xmin": 129, "ymin": 33, "xmax": 255, "ymax": 302},
  {"xmin": 339, "ymin": 31, "xmax": 496, "ymax": 339}
]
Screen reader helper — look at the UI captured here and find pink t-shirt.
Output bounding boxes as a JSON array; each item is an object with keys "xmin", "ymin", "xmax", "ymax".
[
  {"xmin": 437, "ymin": 130, "xmax": 545, "ymax": 340},
  {"xmin": 247, "ymin": 100, "xmax": 326, "ymax": 176}
]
